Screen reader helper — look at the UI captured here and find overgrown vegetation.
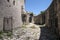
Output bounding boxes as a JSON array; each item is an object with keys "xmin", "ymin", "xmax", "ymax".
[
  {"xmin": 41, "ymin": 11, "xmax": 45, "ymax": 14},
  {"xmin": 30, "ymin": 26, "xmax": 36, "ymax": 29},
  {"xmin": 7, "ymin": 32, "xmax": 12, "ymax": 37},
  {"xmin": 0, "ymin": 31, "xmax": 12, "ymax": 39},
  {"xmin": 0, "ymin": 31, "xmax": 3, "ymax": 39},
  {"xmin": 0, "ymin": 31, "xmax": 3, "ymax": 34}
]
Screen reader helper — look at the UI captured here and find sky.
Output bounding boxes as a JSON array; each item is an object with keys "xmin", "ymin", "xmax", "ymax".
[{"xmin": 25, "ymin": 0, "xmax": 52, "ymax": 15}]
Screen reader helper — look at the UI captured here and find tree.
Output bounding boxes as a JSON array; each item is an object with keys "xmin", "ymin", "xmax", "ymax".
[{"xmin": 41, "ymin": 11, "xmax": 45, "ymax": 14}]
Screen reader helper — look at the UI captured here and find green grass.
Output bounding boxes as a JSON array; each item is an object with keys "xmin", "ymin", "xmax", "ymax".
[{"xmin": 0, "ymin": 31, "xmax": 12, "ymax": 38}]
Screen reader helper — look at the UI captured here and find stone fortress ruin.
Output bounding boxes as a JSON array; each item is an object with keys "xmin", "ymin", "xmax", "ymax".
[
  {"xmin": 0, "ymin": 0, "xmax": 34, "ymax": 32},
  {"xmin": 0, "ymin": 0, "xmax": 60, "ymax": 40}
]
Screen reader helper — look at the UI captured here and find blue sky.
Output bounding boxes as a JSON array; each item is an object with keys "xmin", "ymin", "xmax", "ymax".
[{"xmin": 25, "ymin": 0, "xmax": 52, "ymax": 15}]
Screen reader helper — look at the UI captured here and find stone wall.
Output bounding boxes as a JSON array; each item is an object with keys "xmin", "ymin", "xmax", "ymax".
[
  {"xmin": 34, "ymin": 0, "xmax": 60, "ymax": 37},
  {"xmin": 0, "ymin": 0, "xmax": 24, "ymax": 32},
  {"xmin": 45, "ymin": 0, "xmax": 60, "ymax": 36},
  {"xmin": 34, "ymin": 13, "xmax": 45, "ymax": 25},
  {"xmin": 57, "ymin": 0, "xmax": 60, "ymax": 36},
  {"xmin": 22, "ymin": 12, "xmax": 34, "ymax": 24},
  {"xmin": 43, "ymin": 0, "xmax": 60, "ymax": 37},
  {"xmin": 45, "ymin": 10, "xmax": 50, "ymax": 27},
  {"xmin": 45, "ymin": 0, "xmax": 59, "ymax": 36}
]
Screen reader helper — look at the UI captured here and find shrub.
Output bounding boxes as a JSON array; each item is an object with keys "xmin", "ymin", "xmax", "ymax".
[
  {"xmin": 7, "ymin": 32, "xmax": 12, "ymax": 37},
  {"xmin": 0, "ymin": 31, "xmax": 3, "ymax": 39}
]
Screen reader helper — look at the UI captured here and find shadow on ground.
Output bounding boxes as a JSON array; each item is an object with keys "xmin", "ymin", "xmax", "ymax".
[{"xmin": 39, "ymin": 27, "xmax": 59, "ymax": 40}]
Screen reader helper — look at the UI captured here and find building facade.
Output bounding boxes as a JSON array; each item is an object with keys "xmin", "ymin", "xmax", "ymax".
[{"xmin": 0, "ymin": 0, "xmax": 25, "ymax": 32}]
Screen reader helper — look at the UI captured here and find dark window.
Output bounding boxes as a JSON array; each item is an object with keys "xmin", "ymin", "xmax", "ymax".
[
  {"xmin": 29, "ymin": 17, "xmax": 32, "ymax": 23},
  {"xmin": 7, "ymin": 0, "xmax": 9, "ymax": 2},
  {"xmin": 22, "ymin": 14, "xmax": 26, "ymax": 22},
  {"xmin": 13, "ymin": 0, "xmax": 15, "ymax": 5}
]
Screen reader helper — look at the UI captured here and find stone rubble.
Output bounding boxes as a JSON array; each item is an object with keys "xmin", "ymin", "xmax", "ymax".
[{"xmin": 0, "ymin": 23, "xmax": 40, "ymax": 40}]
